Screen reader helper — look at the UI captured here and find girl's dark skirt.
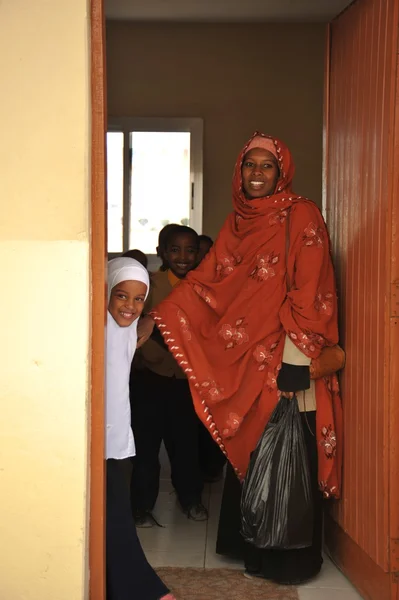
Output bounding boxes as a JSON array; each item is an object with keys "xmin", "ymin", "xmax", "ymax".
[{"xmin": 106, "ymin": 458, "xmax": 169, "ymax": 600}]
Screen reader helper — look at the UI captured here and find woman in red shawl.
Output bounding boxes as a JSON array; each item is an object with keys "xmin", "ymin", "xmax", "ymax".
[{"xmin": 138, "ymin": 132, "xmax": 342, "ymax": 584}]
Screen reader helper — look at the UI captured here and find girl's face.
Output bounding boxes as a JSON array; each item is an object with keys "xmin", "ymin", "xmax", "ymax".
[
  {"xmin": 241, "ymin": 148, "xmax": 280, "ymax": 199},
  {"xmin": 108, "ymin": 279, "xmax": 147, "ymax": 327}
]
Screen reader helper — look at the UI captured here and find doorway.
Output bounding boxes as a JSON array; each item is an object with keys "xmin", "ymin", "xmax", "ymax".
[{"xmin": 90, "ymin": 1, "xmax": 399, "ymax": 599}]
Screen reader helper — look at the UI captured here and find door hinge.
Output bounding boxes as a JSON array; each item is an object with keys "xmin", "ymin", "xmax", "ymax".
[{"xmin": 191, "ymin": 182, "xmax": 195, "ymax": 210}]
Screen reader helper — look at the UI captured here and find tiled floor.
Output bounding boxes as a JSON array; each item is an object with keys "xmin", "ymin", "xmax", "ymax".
[{"xmin": 137, "ymin": 448, "xmax": 364, "ymax": 599}]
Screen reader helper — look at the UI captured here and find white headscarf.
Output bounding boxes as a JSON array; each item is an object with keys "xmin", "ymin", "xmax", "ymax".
[
  {"xmin": 107, "ymin": 256, "xmax": 150, "ymax": 302},
  {"xmin": 106, "ymin": 257, "xmax": 149, "ymax": 460}
]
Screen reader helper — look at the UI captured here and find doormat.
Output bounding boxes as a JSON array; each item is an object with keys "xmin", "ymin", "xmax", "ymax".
[{"xmin": 156, "ymin": 567, "xmax": 299, "ymax": 600}]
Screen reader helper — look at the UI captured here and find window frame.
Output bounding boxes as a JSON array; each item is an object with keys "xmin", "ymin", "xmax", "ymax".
[{"xmin": 107, "ymin": 117, "xmax": 204, "ymax": 262}]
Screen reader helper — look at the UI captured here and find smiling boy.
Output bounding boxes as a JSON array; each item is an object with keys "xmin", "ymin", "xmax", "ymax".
[{"xmin": 130, "ymin": 226, "xmax": 208, "ymax": 526}]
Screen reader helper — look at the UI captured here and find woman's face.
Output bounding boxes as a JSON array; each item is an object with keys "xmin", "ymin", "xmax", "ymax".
[
  {"xmin": 108, "ymin": 279, "xmax": 147, "ymax": 327},
  {"xmin": 241, "ymin": 148, "xmax": 280, "ymax": 199}
]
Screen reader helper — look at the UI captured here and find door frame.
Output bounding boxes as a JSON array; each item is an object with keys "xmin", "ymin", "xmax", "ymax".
[
  {"xmin": 89, "ymin": 0, "xmax": 107, "ymax": 598},
  {"xmin": 388, "ymin": 37, "xmax": 399, "ymax": 600}
]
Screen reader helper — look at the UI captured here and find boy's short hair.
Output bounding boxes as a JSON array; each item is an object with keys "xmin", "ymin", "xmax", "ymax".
[
  {"xmin": 122, "ymin": 248, "xmax": 148, "ymax": 268},
  {"xmin": 157, "ymin": 224, "xmax": 180, "ymax": 256},
  {"xmin": 198, "ymin": 234, "xmax": 213, "ymax": 246},
  {"xmin": 164, "ymin": 225, "xmax": 200, "ymax": 249}
]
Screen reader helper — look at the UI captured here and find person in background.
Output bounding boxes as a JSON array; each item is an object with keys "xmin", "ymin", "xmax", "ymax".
[
  {"xmin": 156, "ymin": 223, "xmax": 180, "ymax": 271},
  {"xmin": 105, "ymin": 257, "xmax": 174, "ymax": 600},
  {"xmin": 123, "ymin": 249, "xmax": 148, "ymax": 269},
  {"xmin": 131, "ymin": 225, "xmax": 208, "ymax": 526},
  {"xmin": 197, "ymin": 234, "xmax": 227, "ymax": 482},
  {"xmin": 136, "ymin": 132, "xmax": 342, "ymax": 585},
  {"xmin": 198, "ymin": 234, "xmax": 214, "ymax": 263}
]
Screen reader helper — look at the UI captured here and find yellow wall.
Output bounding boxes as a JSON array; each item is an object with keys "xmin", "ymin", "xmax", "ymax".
[
  {"xmin": 107, "ymin": 22, "xmax": 325, "ymax": 238},
  {"xmin": 0, "ymin": 1, "xmax": 90, "ymax": 599}
]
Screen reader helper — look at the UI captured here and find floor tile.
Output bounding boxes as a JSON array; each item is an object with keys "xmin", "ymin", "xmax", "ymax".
[
  {"xmin": 150, "ymin": 492, "xmax": 193, "ymax": 523},
  {"xmin": 159, "ymin": 477, "xmax": 174, "ymax": 493},
  {"xmin": 138, "ymin": 521, "xmax": 207, "ymax": 553},
  {"xmin": 300, "ymin": 556, "xmax": 354, "ymax": 590},
  {"xmin": 204, "ymin": 550, "xmax": 244, "ymax": 570},
  {"xmin": 159, "ymin": 442, "xmax": 171, "ymax": 478},
  {"xmin": 142, "ymin": 453, "xmax": 364, "ymax": 598},
  {"xmin": 145, "ymin": 550, "xmax": 205, "ymax": 568},
  {"xmin": 298, "ymin": 587, "xmax": 364, "ymax": 600}
]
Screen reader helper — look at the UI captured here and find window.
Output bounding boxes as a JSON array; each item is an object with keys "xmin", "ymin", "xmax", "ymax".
[
  {"xmin": 106, "ymin": 132, "xmax": 124, "ymax": 253},
  {"xmin": 106, "ymin": 118, "xmax": 203, "ymax": 268}
]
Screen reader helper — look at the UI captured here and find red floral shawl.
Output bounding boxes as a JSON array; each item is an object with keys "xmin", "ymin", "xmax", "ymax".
[{"xmin": 151, "ymin": 132, "xmax": 343, "ymax": 498}]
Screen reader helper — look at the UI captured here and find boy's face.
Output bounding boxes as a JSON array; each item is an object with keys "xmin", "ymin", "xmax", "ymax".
[
  {"xmin": 108, "ymin": 280, "xmax": 147, "ymax": 327},
  {"xmin": 164, "ymin": 232, "xmax": 199, "ymax": 278}
]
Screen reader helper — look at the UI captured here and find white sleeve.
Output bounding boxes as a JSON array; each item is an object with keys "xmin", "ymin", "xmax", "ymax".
[{"xmin": 282, "ymin": 335, "xmax": 311, "ymax": 366}]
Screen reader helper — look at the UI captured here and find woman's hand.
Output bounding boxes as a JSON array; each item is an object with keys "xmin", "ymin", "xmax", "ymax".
[
  {"xmin": 280, "ymin": 391, "xmax": 295, "ymax": 400},
  {"xmin": 137, "ymin": 315, "xmax": 155, "ymax": 348}
]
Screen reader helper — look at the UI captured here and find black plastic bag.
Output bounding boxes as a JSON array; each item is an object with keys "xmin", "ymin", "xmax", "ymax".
[{"xmin": 241, "ymin": 395, "xmax": 313, "ymax": 550}]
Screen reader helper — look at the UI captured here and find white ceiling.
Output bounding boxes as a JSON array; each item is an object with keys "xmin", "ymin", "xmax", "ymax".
[{"xmin": 105, "ymin": 0, "xmax": 354, "ymax": 22}]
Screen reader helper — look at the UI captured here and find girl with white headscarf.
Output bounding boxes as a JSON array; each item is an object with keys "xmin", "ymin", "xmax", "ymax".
[{"xmin": 105, "ymin": 257, "xmax": 175, "ymax": 600}]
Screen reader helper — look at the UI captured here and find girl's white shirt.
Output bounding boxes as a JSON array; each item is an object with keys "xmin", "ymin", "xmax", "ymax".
[{"xmin": 105, "ymin": 258, "xmax": 149, "ymax": 460}]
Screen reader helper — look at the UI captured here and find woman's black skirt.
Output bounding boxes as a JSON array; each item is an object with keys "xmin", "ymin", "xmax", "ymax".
[{"xmin": 216, "ymin": 411, "xmax": 323, "ymax": 585}]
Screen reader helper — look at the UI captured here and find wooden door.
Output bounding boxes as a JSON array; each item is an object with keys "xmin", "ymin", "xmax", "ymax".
[{"xmin": 323, "ymin": 1, "xmax": 399, "ymax": 599}]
